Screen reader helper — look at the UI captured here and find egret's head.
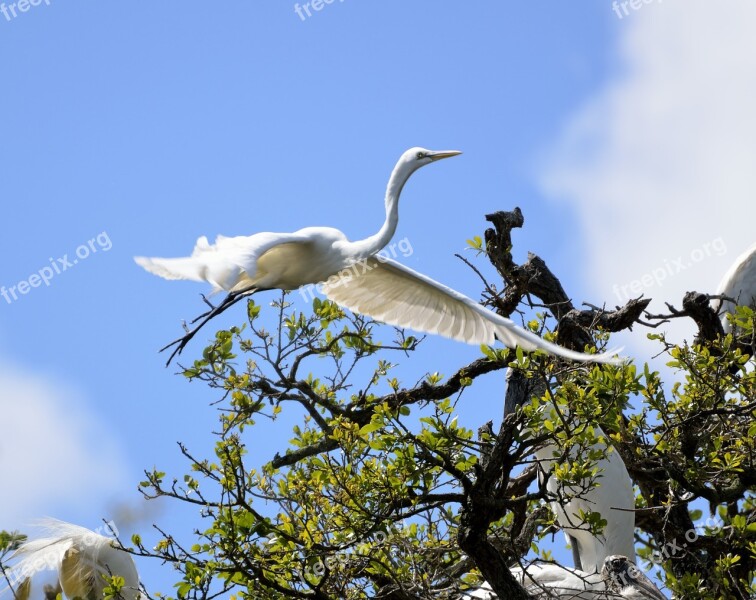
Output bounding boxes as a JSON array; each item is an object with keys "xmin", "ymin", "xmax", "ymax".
[
  {"xmin": 385, "ymin": 147, "xmax": 461, "ymax": 200},
  {"xmin": 397, "ymin": 147, "xmax": 462, "ymax": 177}
]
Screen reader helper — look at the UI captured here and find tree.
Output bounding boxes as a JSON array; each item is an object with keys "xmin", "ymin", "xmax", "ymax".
[{"xmin": 3, "ymin": 208, "xmax": 754, "ymax": 599}]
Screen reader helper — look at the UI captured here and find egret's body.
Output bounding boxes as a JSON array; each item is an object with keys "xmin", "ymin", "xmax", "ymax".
[
  {"xmin": 712, "ymin": 242, "xmax": 756, "ymax": 333},
  {"xmin": 505, "ymin": 370, "xmax": 635, "ymax": 574},
  {"xmin": 9, "ymin": 519, "xmax": 140, "ymax": 600},
  {"xmin": 141, "ymin": 228, "xmax": 353, "ymax": 293},
  {"xmin": 534, "ymin": 424, "xmax": 635, "ymax": 574},
  {"xmin": 136, "ymin": 147, "xmax": 620, "ymax": 364}
]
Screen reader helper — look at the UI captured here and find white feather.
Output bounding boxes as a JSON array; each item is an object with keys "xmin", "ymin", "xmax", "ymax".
[
  {"xmin": 531, "ymin": 414, "xmax": 636, "ymax": 573},
  {"xmin": 7, "ymin": 518, "xmax": 140, "ymax": 600},
  {"xmin": 135, "ymin": 147, "xmax": 623, "ymax": 364},
  {"xmin": 322, "ymin": 256, "xmax": 622, "ymax": 364},
  {"xmin": 462, "ymin": 563, "xmax": 606, "ymax": 599},
  {"xmin": 712, "ymin": 242, "xmax": 756, "ymax": 333}
]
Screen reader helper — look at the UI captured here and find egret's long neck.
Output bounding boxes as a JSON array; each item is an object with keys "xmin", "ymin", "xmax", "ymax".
[{"xmin": 350, "ymin": 162, "xmax": 412, "ymax": 260}]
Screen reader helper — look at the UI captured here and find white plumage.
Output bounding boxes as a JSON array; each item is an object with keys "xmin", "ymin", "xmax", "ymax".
[
  {"xmin": 135, "ymin": 147, "xmax": 620, "ymax": 364},
  {"xmin": 533, "ymin": 421, "xmax": 636, "ymax": 574},
  {"xmin": 321, "ymin": 255, "xmax": 619, "ymax": 362},
  {"xmin": 713, "ymin": 242, "xmax": 756, "ymax": 333},
  {"xmin": 7, "ymin": 518, "xmax": 140, "ymax": 600},
  {"xmin": 506, "ymin": 369, "xmax": 636, "ymax": 574},
  {"xmin": 464, "ymin": 555, "xmax": 664, "ymax": 599},
  {"xmin": 462, "ymin": 562, "xmax": 605, "ymax": 599}
]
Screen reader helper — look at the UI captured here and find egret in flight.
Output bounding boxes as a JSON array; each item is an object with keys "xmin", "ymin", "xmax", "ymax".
[
  {"xmin": 136, "ymin": 147, "xmax": 620, "ymax": 364},
  {"xmin": 7, "ymin": 519, "xmax": 141, "ymax": 600},
  {"xmin": 712, "ymin": 242, "xmax": 756, "ymax": 334}
]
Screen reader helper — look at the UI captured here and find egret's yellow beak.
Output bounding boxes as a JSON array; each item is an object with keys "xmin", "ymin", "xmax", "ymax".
[{"xmin": 428, "ymin": 150, "xmax": 462, "ymax": 161}]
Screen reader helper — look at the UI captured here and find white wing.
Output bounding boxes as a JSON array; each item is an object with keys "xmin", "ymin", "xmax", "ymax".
[
  {"xmin": 461, "ymin": 563, "xmax": 605, "ymax": 599},
  {"xmin": 8, "ymin": 519, "xmax": 140, "ymax": 600},
  {"xmin": 135, "ymin": 232, "xmax": 314, "ymax": 292},
  {"xmin": 322, "ymin": 257, "xmax": 621, "ymax": 363}
]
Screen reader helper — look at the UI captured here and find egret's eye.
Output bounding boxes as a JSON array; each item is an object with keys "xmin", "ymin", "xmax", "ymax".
[{"xmin": 416, "ymin": 151, "xmax": 425, "ymax": 159}]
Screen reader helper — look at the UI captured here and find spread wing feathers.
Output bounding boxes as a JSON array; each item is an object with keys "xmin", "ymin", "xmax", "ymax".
[
  {"xmin": 134, "ymin": 232, "xmax": 313, "ymax": 291},
  {"xmin": 9, "ymin": 518, "xmax": 140, "ymax": 600},
  {"xmin": 322, "ymin": 257, "xmax": 620, "ymax": 363}
]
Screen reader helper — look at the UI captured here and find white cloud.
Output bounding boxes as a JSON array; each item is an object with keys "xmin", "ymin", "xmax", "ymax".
[
  {"xmin": 540, "ymin": 1, "xmax": 756, "ymax": 355},
  {"xmin": 0, "ymin": 363, "xmax": 129, "ymax": 527}
]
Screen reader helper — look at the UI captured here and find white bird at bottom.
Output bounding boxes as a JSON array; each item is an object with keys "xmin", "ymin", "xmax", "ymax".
[
  {"xmin": 135, "ymin": 147, "xmax": 621, "ymax": 364},
  {"xmin": 463, "ymin": 555, "xmax": 665, "ymax": 599},
  {"xmin": 462, "ymin": 562, "xmax": 605, "ymax": 599},
  {"xmin": 6, "ymin": 518, "xmax": 141, "ymax": 600}
]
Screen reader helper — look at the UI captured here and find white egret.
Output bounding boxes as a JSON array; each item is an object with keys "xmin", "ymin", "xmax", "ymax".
[
  {"xmin": 505, "ymin": 369, "xmax": 636, "ymax": 574},
  {"xmin": 602, "ymin": 555, "xmax": 667, "ymax": 600},
  {"xmin": 8, "ymin": 519, "xmax": 141, "ymax": 600},
  {"xmin": 135, "ymin": 147, "xmax": 620, "ymax": 364},
  {"xmin": 712, "ymin": 242, "xmax": 756, "ymax": 334},
  {"xmin": 533, "ymin": 422, "xmax": 635, "ymax": 574}
]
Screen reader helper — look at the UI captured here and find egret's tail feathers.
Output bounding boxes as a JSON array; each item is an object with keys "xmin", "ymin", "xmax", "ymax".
[{"xmin": 134, "ymin": 256, "xmax": 208, "ymax": 283}]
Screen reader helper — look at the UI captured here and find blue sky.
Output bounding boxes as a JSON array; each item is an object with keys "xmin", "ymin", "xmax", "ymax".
[{"xmin": 1, "ymin": 1, "xmax": 755, "ymax": 597}]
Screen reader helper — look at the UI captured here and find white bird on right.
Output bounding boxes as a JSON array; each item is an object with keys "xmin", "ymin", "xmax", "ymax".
[{"xmin": 712, "ymin": 242, "xmax": 756, "ymax": 334}]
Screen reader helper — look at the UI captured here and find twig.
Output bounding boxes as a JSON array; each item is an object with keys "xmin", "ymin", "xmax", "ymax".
[{"xmin": 160, "ymin": 288, "xmax": 263, "ymax": 366}]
